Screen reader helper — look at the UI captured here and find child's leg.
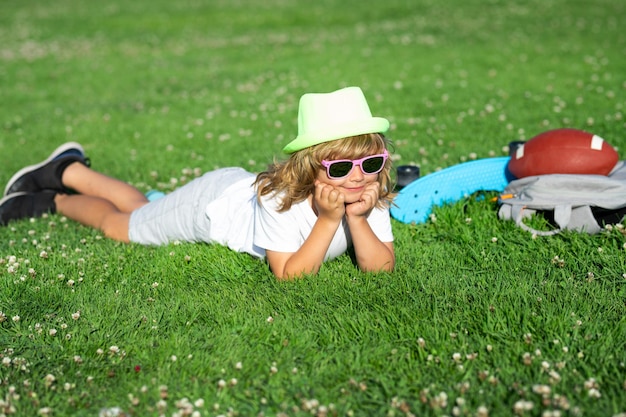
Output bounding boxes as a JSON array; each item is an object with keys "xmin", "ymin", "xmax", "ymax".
[
  {"xmin": 55, "ymin": 162, "xmax": 149, "ymax": 242},
  {"xmin": 62, "ymin": 162, "xmax": 148, "ymax": 213},
  {"xmin": 2, "ymin": 144, "xmax": 146, "ymax": 239},
  {"xmin": 54, "ymin": 194, "xmax": 132, "ymax": 242}
]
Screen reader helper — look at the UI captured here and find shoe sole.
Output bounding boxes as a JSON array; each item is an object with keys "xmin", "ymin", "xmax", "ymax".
[
  {"xmin": 4, "ymin": 142, "xmax": 85, "ymax": 196},
  {"xmin": 0, "ymin": 191, "xmax": 28, "ymax": 225},
  {"xmin": 0, "ymin": 191, "xmax": 28, "ymax": 207}
]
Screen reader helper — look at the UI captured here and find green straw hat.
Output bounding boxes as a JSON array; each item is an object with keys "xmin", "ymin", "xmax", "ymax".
[{"xmin": 282, "ymin": 86, "xmax": 390, "ymax": 154}]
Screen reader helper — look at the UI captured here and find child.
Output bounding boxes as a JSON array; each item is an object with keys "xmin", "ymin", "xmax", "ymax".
[{"xmin": 0, "ymin": 86, "xmax": 395, "ymax": 279}]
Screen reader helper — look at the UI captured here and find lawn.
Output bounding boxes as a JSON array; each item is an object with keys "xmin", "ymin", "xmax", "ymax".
[{"xmin": 1, "ymin": 0, "xmax": 625, "ymax": 416}]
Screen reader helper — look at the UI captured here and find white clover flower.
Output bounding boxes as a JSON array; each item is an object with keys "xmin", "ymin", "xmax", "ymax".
[
  {"xmin": 584, "ymin": 378, "xmax": 599, "ymax": 390},
  {"xmin": 477, "ymin": 405, "xmax": 489, "ymax": 417},
  {"xmin": 109, "ymin": 346, "xmax": 120, "ymax": 354},
  {"xmin": 433, "ymin": 391, "xmax": 448, "ymax": 408},
  {"xmin": 44, "ymin": 374, "xmax": 56, "ymax": 386},
  {"xmin": 128, "ymin": 394, "xmax": 139, "ymax": 406},
  {"xmin": 513, "ymin": 400, "xmax": 534, "ymax": 413},
  {"xmin": 532, "ymin": 384, "xmax": 551, "ymax": 396},
  {"xmin": 156, "ymin": 399, "xmax": 167, "ymax": 411},
  {"xmin": 548, "ymin": 370, "xmax": 561, "ymax": 384},
  {"xmin": 588, "ymin": 388, "xmax": 601, "ymax": 398}
]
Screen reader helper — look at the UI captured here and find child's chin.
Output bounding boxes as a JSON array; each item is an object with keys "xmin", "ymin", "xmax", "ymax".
[{"xmin": 343, "ymin": 195, "xmax": 364, "ymax": 205}]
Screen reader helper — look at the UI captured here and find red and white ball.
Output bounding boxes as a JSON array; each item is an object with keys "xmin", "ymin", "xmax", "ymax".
[{"xmin": 508, "ymin": 128, "xmax": 619, "ymax": 178}]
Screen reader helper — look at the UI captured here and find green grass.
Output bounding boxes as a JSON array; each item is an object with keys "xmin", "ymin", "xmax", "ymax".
[{"xmin": 1, "ymin": 0, "xmax": 626, "ymax": 415}]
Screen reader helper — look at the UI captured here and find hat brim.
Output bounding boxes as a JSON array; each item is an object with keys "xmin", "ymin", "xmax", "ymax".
[{"xmin": 282, "ymin": 117, "xmax": 390, "ymax": 154}]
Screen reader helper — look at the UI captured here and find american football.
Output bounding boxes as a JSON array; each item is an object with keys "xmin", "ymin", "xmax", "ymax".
[{"xmin": 507, "ymin": 128, "xmax": 619, "ymax": 178}]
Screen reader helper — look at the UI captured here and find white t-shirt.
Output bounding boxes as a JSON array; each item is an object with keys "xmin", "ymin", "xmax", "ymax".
[{"xmin": 205, "ymin": 177, "xmax": 394, "ymax": 259}]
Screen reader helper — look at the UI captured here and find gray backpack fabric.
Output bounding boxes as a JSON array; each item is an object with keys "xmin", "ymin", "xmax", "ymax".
[{"xmin": 498, "ymin": 161, "xmax": 626, "ymax": 235}]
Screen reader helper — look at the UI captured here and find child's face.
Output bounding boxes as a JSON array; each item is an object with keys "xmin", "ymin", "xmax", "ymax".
[{"xmin": 315, "ymin": 161, "xmax": 380, "ymax": 204}]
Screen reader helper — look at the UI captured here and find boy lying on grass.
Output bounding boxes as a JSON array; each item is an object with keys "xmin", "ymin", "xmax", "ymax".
[{"xmin": 0, "ymin": 87, "xmax": 395, "ymax": 279}]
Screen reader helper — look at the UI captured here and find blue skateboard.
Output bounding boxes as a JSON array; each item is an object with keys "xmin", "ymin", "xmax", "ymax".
[{"xmin": 391, "ymin": 157, "xmax": 514, "ymax": 224}]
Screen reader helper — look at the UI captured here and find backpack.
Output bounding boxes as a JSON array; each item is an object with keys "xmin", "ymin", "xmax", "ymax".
[{"xmin": 498, "ymin": 161, "xmax": 626, "ymax": 235}]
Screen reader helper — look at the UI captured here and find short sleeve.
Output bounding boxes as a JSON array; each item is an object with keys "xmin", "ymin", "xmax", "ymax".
[
  {"xmin": 254, "ymin": 194, "xmax": 310, "ymax": 253},
  {"xmin": 368, "ymin": 205, "xmax": 394, "ymax": 242}
]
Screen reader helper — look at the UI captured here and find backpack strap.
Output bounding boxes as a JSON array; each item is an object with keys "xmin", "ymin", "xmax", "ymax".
[
  {"xmin": 511, "ymin": 204, "xmax": 565, "ymax": 236},
  {"xmin": 553, "ymin": 204, "xmax": 571, "ymax": 230},
  {"xmin": 500, "ymin": 199, "xmax": 603, "ymax": 235}
]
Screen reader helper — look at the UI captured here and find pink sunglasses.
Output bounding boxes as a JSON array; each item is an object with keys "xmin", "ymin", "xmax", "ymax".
[{"xmin": 321, "ymin": 149, "xmax": 389, "ymax": 179}]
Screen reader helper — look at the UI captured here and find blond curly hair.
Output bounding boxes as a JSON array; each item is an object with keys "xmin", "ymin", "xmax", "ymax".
[{"xmin": 255, "ymin": 133, "xmax": 394, "ymax": 212}]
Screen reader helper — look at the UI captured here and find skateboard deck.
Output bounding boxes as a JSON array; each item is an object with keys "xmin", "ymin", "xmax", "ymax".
[{"xmin": 392, "ymin": 157, "xmax": 513, "ymax": 224}]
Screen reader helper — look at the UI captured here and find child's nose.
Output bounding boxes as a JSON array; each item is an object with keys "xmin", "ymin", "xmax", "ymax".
[{"xmin": 349, "ymin": 164, "xmax": 365, "ymax": 180}]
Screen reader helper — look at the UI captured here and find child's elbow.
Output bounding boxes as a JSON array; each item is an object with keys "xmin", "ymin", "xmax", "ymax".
[
  {"xmin": 376, "ymin": 260, "xmax": 395, "ymax": 273},
  {"xmin": 361, "ymin": 253, "xmax": 395, "ymax": 273}
]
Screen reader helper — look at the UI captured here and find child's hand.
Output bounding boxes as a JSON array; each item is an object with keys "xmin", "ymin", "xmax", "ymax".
[
  {"xmin": 345, "ymin": 182, "xmax": 379, "ymax": 218},
  {"xmin": 313, "ymin": 181, "xmax": 346, "ymax": 222}
]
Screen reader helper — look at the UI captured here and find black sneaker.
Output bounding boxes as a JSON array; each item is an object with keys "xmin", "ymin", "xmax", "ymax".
[
  {"xmin": 4, "ymin": 142, "xmax": 90, "ymax": 196},
  {"xmin": 0, "ymin": 190, "xmax": 57, "ymax": 226}
]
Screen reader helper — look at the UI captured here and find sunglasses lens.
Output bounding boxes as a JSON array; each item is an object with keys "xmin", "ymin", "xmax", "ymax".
[
  {"xmin": 361, "ymin": 156, "xmax": 385, "ymax": 174},
  {"xmin": 328, "ymin": 161, "xmax": 354, "ymax": 178}
]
